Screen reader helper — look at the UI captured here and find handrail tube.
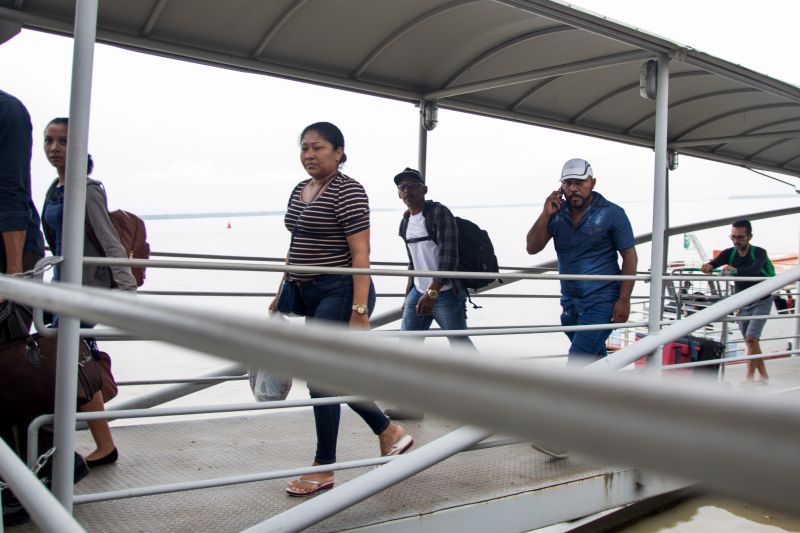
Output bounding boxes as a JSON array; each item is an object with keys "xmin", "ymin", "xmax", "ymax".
[
  {"xmin": 372, "ymin": 321, "xmax": 649, "ymax": 337},
  {"xmin": 151, "ymin": 251, "xmax": 408, "ymax": 267},
  {"xmin": 27, "ymin": 395, "xmax": 365, "ymax": 468},
  {"xmin": 593, "ymin": 267, "xmax": 800, "ymax": 371},
  {"xmin": 74, "ymin": 456, "xmax": 400, "ymax": 504},
  {"xmin": 136, "ymin": 291, "xmax": 620, "ymax": 299},
  {"xmin": 0, "ymin": 439, "xmax": 84, "ymax": 532},
  {"xmin": 117, "ymin": 376, "xmax": 249, "ymax": 386},
  {"xmin": 763, "ymin": 386, "xmax": 800, "ymax": 396},
  {"xmin": 82, "ymin": 256, "xmax": 778, "ymax": 284},
  {"xmin": 2, "ymin": 277, "xmax": 800, "ymax": 511},
  {"xmin": 105, "ymin": 363, "xmax": 247, "ymax": 413},
  {"xmin": 33, "ymin": 305, "xmax": 131, "ymax": 338},
  {"xmin": 71, "ymin": 436, "xmax": 519, "ymax": 505},
  {"xmin": 71, "ymin": 433, "xmax": 508, "ymax": 505},
  {"xmin": 83, "ymin": 257, "xmax": 650, "ymax": 281}
]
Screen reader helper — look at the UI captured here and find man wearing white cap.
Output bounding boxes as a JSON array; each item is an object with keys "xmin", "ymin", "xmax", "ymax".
[{"xmin": 526, "ymin": 158, "xmax": 637, "ymax": 366}]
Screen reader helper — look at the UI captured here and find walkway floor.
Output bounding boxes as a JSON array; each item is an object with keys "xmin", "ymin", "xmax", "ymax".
[{"xmin": 12, "ymin": 357, "xmax": 800, "ymax": 532}]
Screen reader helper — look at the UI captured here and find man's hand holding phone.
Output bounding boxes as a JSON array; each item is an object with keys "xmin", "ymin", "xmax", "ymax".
[{"xmin": 543, "ymin": 187, "xmax": 564, "ymax": 216}]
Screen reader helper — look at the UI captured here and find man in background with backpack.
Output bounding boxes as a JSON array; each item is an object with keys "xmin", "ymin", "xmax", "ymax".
[
  {"xmin": 701, "ymin": 220, "xmax": 774, "ymax": 385},
  {"xmin": 526, "ymin": 158, "xmax": 637, "ymax": 367},
  {"xmin": 386, "ymin": 168, "xmax": 476, "ymax": 420}
]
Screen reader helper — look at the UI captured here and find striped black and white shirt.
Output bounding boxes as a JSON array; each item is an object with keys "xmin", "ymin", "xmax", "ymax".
[{"xmin": 284, "ymin": 173, "xmax": 370, "ymax": 281}]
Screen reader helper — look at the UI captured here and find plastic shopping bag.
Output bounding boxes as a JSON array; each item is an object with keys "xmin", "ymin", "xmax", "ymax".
[{"xmin": 249, "ymin": 369, "xmax": 292, "ymax": 402}]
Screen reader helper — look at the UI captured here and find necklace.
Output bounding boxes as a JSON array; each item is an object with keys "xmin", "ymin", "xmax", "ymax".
[{"xmin": 303, "ymin": 172, "xmax": 337, "ymax": 203}]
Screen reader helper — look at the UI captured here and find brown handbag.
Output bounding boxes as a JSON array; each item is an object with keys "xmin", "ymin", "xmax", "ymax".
[
  {"xmin": 93, "ymin": 350, "xmax": 118, "ymax": 402},
  {"xmin": 0, "ymin": 305, "xmax": 102, "ymax": 426}
]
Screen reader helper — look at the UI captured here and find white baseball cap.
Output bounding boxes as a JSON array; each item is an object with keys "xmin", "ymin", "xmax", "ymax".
[{"xmin": 560, "ymin": 158, "xmax": 593, "ymax": 181}]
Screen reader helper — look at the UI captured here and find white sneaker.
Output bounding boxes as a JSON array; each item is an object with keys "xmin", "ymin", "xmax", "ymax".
[{"xmin": 531, "ymin": 442, "xmax": 568, "ymax": 459}]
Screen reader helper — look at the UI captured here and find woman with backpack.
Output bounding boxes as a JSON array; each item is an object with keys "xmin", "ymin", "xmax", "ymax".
[{"xmin": 40, "ymin": 117, "xmax": 135, "ymax": 467}]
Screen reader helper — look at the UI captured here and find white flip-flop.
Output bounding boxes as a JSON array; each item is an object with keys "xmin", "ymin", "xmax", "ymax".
[{"xmin": 386, "ymin": 434, "xmax": 414, "ymax": 456}]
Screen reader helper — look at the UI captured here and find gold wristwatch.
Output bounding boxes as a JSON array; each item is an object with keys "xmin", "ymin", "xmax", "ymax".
[
  {"xmin": 351, "ymin": 304, "xmax": 368, "ymax": 315},
  {"xmin": 426, "ymin": 289, "xmax": 439, "ymax": 300}
]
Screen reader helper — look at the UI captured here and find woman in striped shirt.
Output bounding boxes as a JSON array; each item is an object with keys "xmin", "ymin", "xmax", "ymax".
[{"xmin": 271, "ymin": 122, "xmax": 413, "ymax": 497}]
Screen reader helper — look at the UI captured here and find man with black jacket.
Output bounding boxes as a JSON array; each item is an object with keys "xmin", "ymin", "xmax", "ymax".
[
  {"xmin": 385, "ymin": 168, "xmax": 475, "ymax": 421},
  {"xmin": 395, "ymin": 167, "xmax": 476, "ymax": 350}
]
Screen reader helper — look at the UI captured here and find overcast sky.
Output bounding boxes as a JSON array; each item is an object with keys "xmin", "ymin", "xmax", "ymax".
[{"xmin": 1, "ymin": 0, "xmax": 799, "ymax": 216}]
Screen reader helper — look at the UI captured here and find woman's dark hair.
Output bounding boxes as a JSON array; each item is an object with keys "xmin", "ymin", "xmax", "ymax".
[
  {"xmin": 46, "ymin": 117, "xmax": 93, "ymax": 175},
  {"xmin": 300, "ymin": 122, "xmax": 347, "ymax": 165},
  {"xmin": 47, "ymin": 117, "xmax": 69, "ymax": 129}
]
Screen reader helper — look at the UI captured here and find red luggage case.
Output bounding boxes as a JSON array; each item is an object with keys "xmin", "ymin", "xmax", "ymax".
[{"xmin": 634, "ymin": 342, "xmax": 693, "ymax": 375}]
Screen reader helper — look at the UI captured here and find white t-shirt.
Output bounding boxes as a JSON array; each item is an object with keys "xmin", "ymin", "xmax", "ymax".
[{"xmin": 406, "ymin": 212, "xmax": 452, "ymax": 294}]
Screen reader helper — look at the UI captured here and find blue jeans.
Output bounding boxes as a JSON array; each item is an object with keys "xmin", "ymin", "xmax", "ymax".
[
  {"xmin": 401, "ymin": 287, "xmax": 475, "ymax": 349},
  {"xmin": 296, "ymin": 274, "xmax": 387, "ymax": 465},
  {"xmin": 560, "ymin": 300, "xmax": 614, "ymax": 367}
]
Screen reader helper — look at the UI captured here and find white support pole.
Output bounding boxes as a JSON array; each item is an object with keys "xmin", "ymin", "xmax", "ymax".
[
  {"xmin": 646, "ymin": 53, "xmax": 670, "ymax": 375},
  {"xmin": 51, "ymin": 0, "xmax": 97, "ymax": 509},
  {"xmin": 794, "ymin": 215, "xmax": 800, "ymax": 354}
]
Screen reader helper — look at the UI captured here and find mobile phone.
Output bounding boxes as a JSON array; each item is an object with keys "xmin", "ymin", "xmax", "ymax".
[{"xmin": 558, "ymin": 186, "xmax": 565, "ymax": 200}]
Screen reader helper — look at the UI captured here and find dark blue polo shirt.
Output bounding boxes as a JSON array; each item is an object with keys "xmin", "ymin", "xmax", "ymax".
[
  {"xmin": 0, "ymin": 90, "xmax": 45, "ymax": 260},
  {"xmin": 548, "ymin": 192, "xmax": 635, "ymax": 311}
]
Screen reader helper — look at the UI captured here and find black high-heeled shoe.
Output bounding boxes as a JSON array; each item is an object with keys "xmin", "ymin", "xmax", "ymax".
[{"xmin": 86, "ymin": 447, "xmax": 118, "ymax": 468}]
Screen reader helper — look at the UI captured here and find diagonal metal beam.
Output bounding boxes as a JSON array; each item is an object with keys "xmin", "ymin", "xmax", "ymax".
[
  {"xmin": 680, "ymin": 147, "xmax": 800, "ymax": 179},
  {"xmin": 442, "ymin": 25, "xmax": 576, "ymax": 88},
  {"xmin": 744, "ymin": 138, "xmax": 795, "ymax": 162},
  {"xmin": 625, "ymin": 88, "xmax": 760, "ymax": 135},
  {"xmin": 670, "ymin": 129, "xmax": 800, "ymax": 149},
  {"xmin": 251, "ymin": 0, "xmax": 309, "ymax": 59},
  {"xmin": 711, "ymin": 116, "xmax": 800, "ymax": 153},
  {"xmin": 672, "ymin": 103, "xmax": 799, "ymax": 142},
  {"xmin": 778, "ymin": 153, "xmax": 800, "ymax": 169},
  {"xmin": 571, "ymin": 71, "xmax": 708, "ymax": 124},
  {"xmin": 509, "ymin": 76, "xmax": 560, "ymax": 111},
  {"xmin": 352, "ymin": 0, "xmax": 482, "ymax": 79},
  {"xmin": 141, "ymin": 0, "xmax": 168, "ymax": 37},
  {"xmin": 425, "ymin": 50, "xmax": 652, "ymax": 100}
]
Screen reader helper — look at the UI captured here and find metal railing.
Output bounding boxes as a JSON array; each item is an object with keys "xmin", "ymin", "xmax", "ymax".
[
  {"xmin": 1, "ymin": 266, "xmax": 799, "ymax": 518},
  {"xmin": 2, "ymin": 250, "xmax": 799, "ymax": 529}
]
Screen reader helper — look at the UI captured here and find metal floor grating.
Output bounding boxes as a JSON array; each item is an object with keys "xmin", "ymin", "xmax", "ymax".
[
  {"xmin": 12, "ymin": 358, "xmax": 800, "ymax": 532},
  {"xmin": 11, "ymin": 409, "xmax": 615, "ymax": 532}
]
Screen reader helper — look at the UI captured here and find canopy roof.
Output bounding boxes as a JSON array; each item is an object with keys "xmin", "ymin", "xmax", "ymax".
[{"xmin": 3, "ymin": 0, "xmax": 800, "ymax": 177}]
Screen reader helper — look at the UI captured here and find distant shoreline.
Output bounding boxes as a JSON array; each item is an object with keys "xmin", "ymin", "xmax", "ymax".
[{"xmin": 140, "ymin": 194, "xmax": 797, "ymax": 221}]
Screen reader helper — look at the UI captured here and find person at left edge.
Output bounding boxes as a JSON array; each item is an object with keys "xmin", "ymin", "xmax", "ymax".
[
  {"xmin": 268, "ymin": 122, "xmax": 413, "ymax": 497},
  {"xmin": 0, "ymin": 89, "xmax": 45, "ymax": 282}
]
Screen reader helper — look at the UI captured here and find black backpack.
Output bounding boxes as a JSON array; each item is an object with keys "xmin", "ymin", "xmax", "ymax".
[
  {"xmin": 454, "ymin": 217, "xmax": 499, "ymax": 290},
  {"xmin": 400, "ymin": 203, "xmax": 500, "ymax": 291}
]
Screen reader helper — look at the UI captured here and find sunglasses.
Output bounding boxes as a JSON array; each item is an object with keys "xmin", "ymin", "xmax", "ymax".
[
  {"xmin": 397, "ymin": 182, "xmax": 423, "ymax": 191},
  {"xmin": 729, "ymin": 234, "xmax": 749, "ymax": 240}
]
